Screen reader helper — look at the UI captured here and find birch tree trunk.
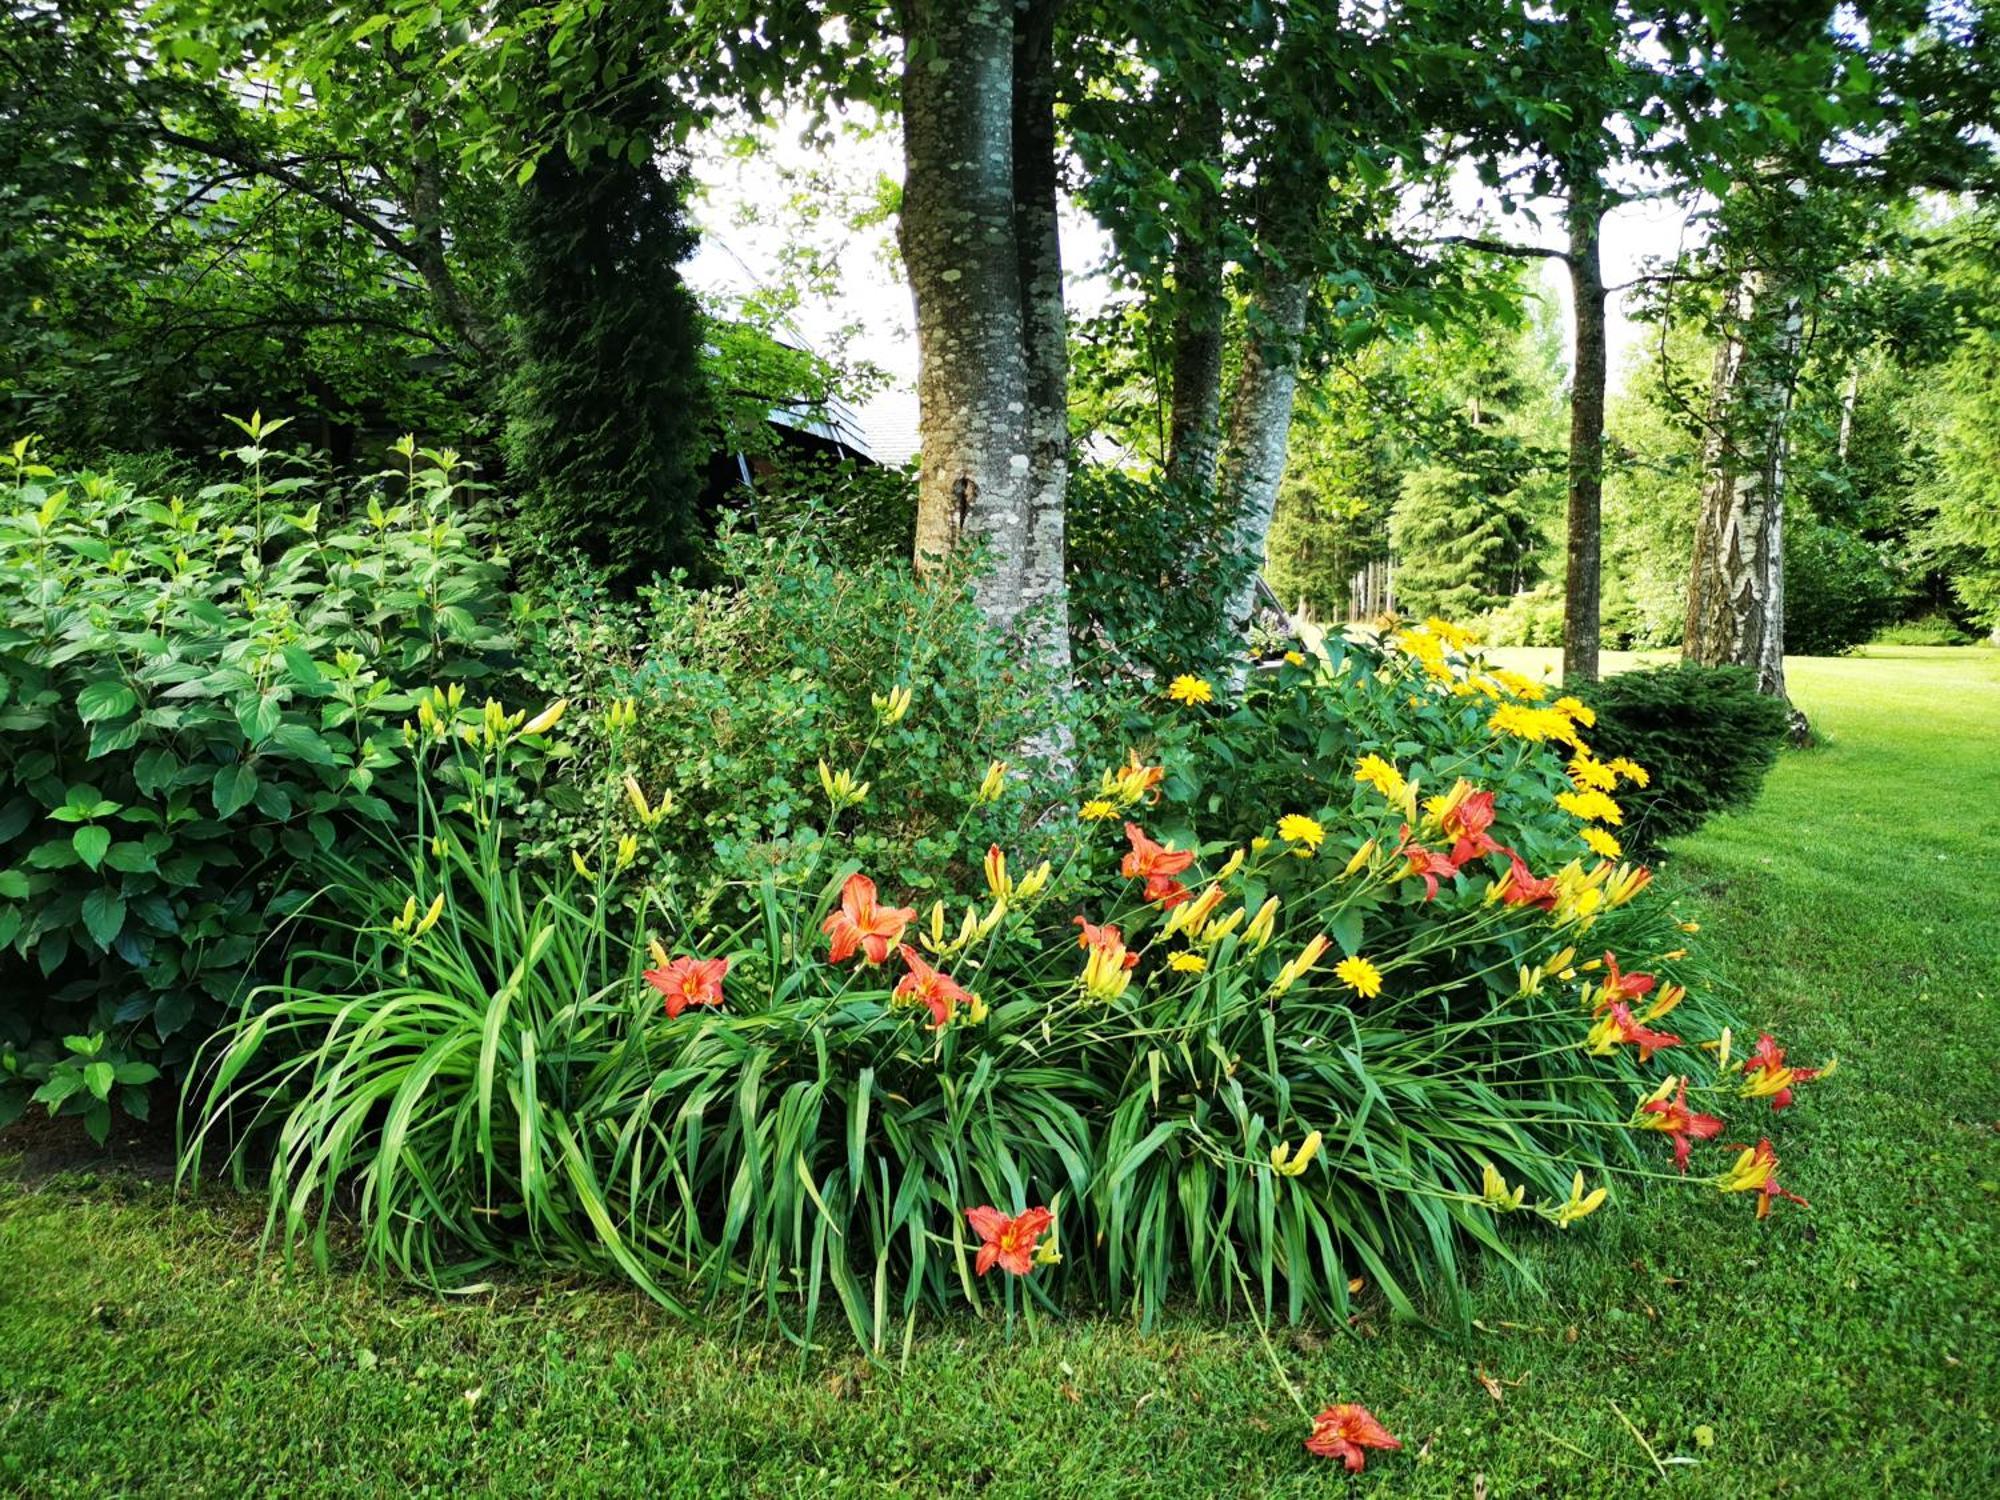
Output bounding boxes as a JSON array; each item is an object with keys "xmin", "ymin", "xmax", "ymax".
[
  {"xmin": 1165, "ymin": 104, "xmax": 1226, "ymax": 486},
  {"xmin": 1215, "ymin": 277, "xmax": 1309, "ymax": 638},
  {"xmin": 1684, "ymin": 263, "xmax": 1805, "ymax": 712},
  {"xmin": 1009, "ymin": 0, "xmax": 1072, "ymax": 678},
  {"xmin": 899, "ymin": 0, "xmax": 1071, "ymax": 686},
  {"xmin": 1562, "ymin": 192, "xmax": 1607, "ymax": 685}
]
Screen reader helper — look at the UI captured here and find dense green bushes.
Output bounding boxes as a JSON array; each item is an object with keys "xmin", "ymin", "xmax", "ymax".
[
  {"xmin": 0, "ymin": 434, "xmax": 516, "ymax": 1133},
  {"xmin": 1582, "ymin": 663, "xmax": 1790, "ymax": 845}
]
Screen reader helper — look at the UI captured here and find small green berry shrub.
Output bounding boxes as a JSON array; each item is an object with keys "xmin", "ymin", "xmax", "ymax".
[
  {"xmin": 1581, "ymin": 663, "xmax": 1791, "ymax": 845},
  {"xmin": 0, "ymin": 427, "xmax": 516, "ymax": 1134}
]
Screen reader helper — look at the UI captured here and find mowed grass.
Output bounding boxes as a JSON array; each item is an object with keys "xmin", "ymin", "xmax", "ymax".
[{"xmin": 3, "ymin": 647, "xmax": 1996, "ymax": 1497}]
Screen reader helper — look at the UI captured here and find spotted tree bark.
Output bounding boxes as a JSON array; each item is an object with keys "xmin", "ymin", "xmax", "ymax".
[
  {"xmin": 1164, "ymin": 104, "xmax": 1226, "ymax": 487},
  {"xmin": 1562, "ymin": 190, "xmax": 1607, "ymax": 686},
  {"xmin": 1685, "ymin": 262, "xmax": 1805, "ymax": 715},
  {"xmin": 1215, "ymin": 277, "xmax": 1309, "ymax": 637},
  {"xmin": 899, "ymin": 0, "xmax": 1070, "ymax": 680}
]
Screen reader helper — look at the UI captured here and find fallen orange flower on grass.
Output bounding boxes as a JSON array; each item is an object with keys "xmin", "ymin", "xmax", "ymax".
[
  {"xmin": 822, "ymin": 873, "xmax": 917, "ymax": 966},
  {"xmin": 1304, "ymin": 1403, "xmax": 1401, "ymax": 1471},
  {"xmin": 1739, "ymin": 1032, "xmax": 1829, "ymax": 1111},
  {"xmin": 964, "ymin": 1204, "xmax": 1055, "ymax": 1276}
]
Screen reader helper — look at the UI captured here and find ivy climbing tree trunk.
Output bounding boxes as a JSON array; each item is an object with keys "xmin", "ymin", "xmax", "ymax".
[
  {"xmin": 899, "ymin": 0, "xmax": 1070, "ymax": 681},
  {"xmin": 1562, "ymin": 189, "xmax": 1608, "ymax": 685},
  {"xmin": 1685, "ymin": 262, "xmax": 1806, "ymax": 719},
  {"xmin": 1215, "ymin": 276, "xmax": 1309, "ymax": 638}
]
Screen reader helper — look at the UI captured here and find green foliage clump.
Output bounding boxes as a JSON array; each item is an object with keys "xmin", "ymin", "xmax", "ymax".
[
  {"xmin": 1784, "ymin": 517, "xmax": 1901, "ymax": 655},
  {"xmin": 520, "ymin": 518, "xmax": 1072, "ymax": 918},
  {"xmin": 1871, "ymin": 613, "xmax": 1974, "ymax": 646},
  {"xmin": 1583, "ymin": 664, "xmax": 1790, "ymax": 844},
  {"xmin": 1389, "ymin": 466, "xmax": 1538, "ymax": 620},
  {"xmin": 1066, "ymin": 466, "xmax": 1259, "ymax": 685},
  {"xmin": 502, "ymin": 140, "xmax": 709, "ymax": 589},
  {"xmin": 0, "ymin": 429, "xmax": 516, "ymax": 1134}
]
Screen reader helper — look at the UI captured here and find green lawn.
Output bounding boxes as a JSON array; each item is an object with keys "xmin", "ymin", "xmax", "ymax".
[{"xmin": 4, "ymin": 646, "xmax": 1996, "ymax": 1497}]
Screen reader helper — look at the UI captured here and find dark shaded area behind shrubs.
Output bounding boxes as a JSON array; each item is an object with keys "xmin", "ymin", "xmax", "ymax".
[{"xmin": 1584, "ymin": 664, "xmax": 1791, "ymax": 847}]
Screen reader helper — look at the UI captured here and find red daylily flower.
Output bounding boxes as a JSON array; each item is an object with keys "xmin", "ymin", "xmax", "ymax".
[
  {"xmin": 1720, "ymin": 1137, "xmax": 1810, "ymax": 1219},
  {"xmin": 1073, "ymin": 915, "xmax": 1138, "ymax": 967},
  {"xmin": 1589, "ymin": 1002, "xmax": 1682, "ymax": 1063},
  {"xmin": 1496, "ymin": 849, "xmax": 1558, "ymax": 910},
  {"xmin": 1121, "ymin": 823, "xmax": 1196, "ymax": 907},
  {"xmin": 1593, "ymin": 950, "xmax": 1657, "ymax": 1012},
  {"xmin": 1741, "ymin": 1032, "xmax": 1824, "ymax": 1111},
  {"xmin": 1443, "ymin": 789, "xmax": 1503, "ymax": 865},
  {"xmin": 1304, "ymin": 1403, "xmax": 1402, "ymax": 1472},
  {"xmin": 894, "ymin": 944, "xmax": 972, "ymax": 1029},
  {"xmin": 644, "ymin": 955, "xmax": 729, "ymax": 1019},
  {"xmin": 965, "ymin": 1204, "xmax": 1054, "ymax": 1275},
  {"xmin": 1637, "ymin": 1078, "xmax": 1725, "ymax": 1172},
  {"xmin": 1395, "ymin": 825, "xmax": 1461, "ymax": 901},
  {"xmin": 821, "ymin": 873, "xmax": 917, "ymax": 965}
]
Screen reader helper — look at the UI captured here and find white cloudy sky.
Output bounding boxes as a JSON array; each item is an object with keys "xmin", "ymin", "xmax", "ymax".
[{"xmin": 685, "ymin": 111, "xmax": 1709, "ymax": 409}]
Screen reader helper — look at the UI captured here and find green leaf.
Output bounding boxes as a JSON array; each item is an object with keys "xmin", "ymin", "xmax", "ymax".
[
  {"xmin": 73, "ymin": 824, "xmax": 111, "ymax": 870},
  {"xmin": 282, "ymin": 645, "xmax": 327, "ymax": 692},
  {"xmin": 81, "ymin": 887, "xmax": 125, "ymax": 947},
  {"xmin": 212, "ymin": 763, "xmax": 259, "ymax": 818},
  {"xmin": 271, "ymin": 723, "xmax": 337, "ymax": 766},
  {"xmin": 81, "ymin": 1061, "xmax": 116, "ymax": 1102},
  {"xmin": 0, "ymin": 870, "xmax": 27, "ymax": 899},
  {"xmin": 236, "ymin": 694, "xmax": 282, "ymax": 744},
  {"xmin": 77, "ymin": 681, "xmax": 136, "ymax": 723}
]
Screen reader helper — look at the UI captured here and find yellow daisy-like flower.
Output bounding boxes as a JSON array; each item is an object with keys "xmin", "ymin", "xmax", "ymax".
[
  {"xmin": 1557, "ymin": 788, "xmax": 1623, "ymax": 825},
  {"xmin": 1334, "ymin": 954, "xmax": 1383, "ymax": 998},
  {"xmin": 1488, "ymin": 667, "xmax": 1547, "ymax": 701},
  {"xmin": 1567, "ymin": 752, "xmax": 1618, "ymax": 792},
  {"xmin": 1277, "ymin": 813, "xmax": 1326, "ymax": 851},
  {"xmin": 1353, "ymin": 753, "xmax": 1407, "ymax": 802},
  {"xmin": 1167, "ymin": 674, "xmax": 1215, "ymax": 706},
  {"xmin": 1079, "ymin": 798, "xmax": 1118, "ymax": 821},
  {"xmin": 1553, "ymin": 695, "xmax": 1597, "ymax": 729},
  {"xmin": 1283, "ymin": 650, "xmax": 1307, "ymax": 667},
  {"xmin": 1489, "ymin": 703, "xmax": 1581, "ymax": 746},
  {"xmin": 1608, "ymin": 755, "xmax": 1650, "ymax": 787},
  {"xmin": 1167, "ymin": 951, "xmax": 1207, "ymax": 974},
  {"xmin": 1580, "ymin": 826, "xmax": 1622, "ymax": 859},
  {"xmin": 1423, "ymin": 616, "xmax": 1477, "ymax": 650}
]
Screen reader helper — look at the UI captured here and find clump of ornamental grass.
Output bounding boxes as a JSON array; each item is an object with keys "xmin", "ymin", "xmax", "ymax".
[{"xmin": 184, "ymin": 623, "xmax": 1834, "ymax": 1418}]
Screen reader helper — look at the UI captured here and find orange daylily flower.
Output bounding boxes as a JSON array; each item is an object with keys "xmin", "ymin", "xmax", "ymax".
[
  {"xmin": 643, "ymin": 955, "xmax": 729, "ymax": 1019},
  {"xmin": 1585, "ymin": 1002, "xmax": 1682, "ymax": 1063},
  {"xmin": 1717, "ymin": 1137, "xmax": 1809, "ymax": 1219},
  {"xmin": 1739, "ymin": 1032, "xmax": 1827, "ymax": 1112},
  {"xmin": 1441, "ymin": 788, "xmax": 1503, "ymax": 866},
  {"xmin": 964, "ymin": 1204, "xmax": 1055, "ymax": 1275},
  {"xmin": 1590, "ymin": 950, "xmax": 1656, "ymax": 1012},
  {"xmin": 1073, "ymin": 915, "xmax": 1138, "ymax": 966},
  {"xmin": 1122, "ymin": 822, "xmax": 1195, "ymax": 907},
  {"xmin": 1304, "ymin": 1403, "xmax": 1402, "ymax": 1472},
  {"xmin": 1636, "ymin": 1077, "xmax": 1725, "ymax": 1172},
  {"xmin": 1395, "ymin": 825, "xmax": 1460, "ymax": 901},
  {"xmin": 1495, "ymin": 849, "xmax": 1558, "ymax": 910},
  {"xmin": 893, "ymin": 944, "xmax": 972, "ymax": 1029},
  {"xmin": 821, "ymin": 873, "xmax": 917, "ymax": 965}
]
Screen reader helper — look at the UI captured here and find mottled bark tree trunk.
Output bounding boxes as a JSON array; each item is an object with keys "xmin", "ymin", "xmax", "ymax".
[
  {"xmin": 1685, "ymin": 263, "xmax": 1805, "ymax": 714},
  {"xmin": 1215, "ymin": 277, "xmax": 1310, "ymax": 637},
  {"xmin": 899, "ymin": 0, "xmax": 1071, "ymax": 684},
  {"xmin": 1165, "ymin": 105, "xmax": 1226, "ymax": 486},
  {"xmin": 1009, "ymin": 0, "xmax": 1072, "ymax": 680},
  {"xmin": 1562, "ymin": 193, "xmax": 1607, "ymax": 685}
]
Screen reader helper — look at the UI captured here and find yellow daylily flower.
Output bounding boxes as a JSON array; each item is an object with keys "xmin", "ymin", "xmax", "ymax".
[{"xmin": 1270, "ymin": 1129, "xmax": 1323, "ymax": 1177}]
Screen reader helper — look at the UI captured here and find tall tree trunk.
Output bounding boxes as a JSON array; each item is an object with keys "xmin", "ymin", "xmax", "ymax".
[
  {"xmin": 1684, "ymin": 263, "xmax": 1805, "ymax": 713},
  {"xmin": 1215, "ymin": 277, "xmax": 1310, "ymax": 637},
  {"xmin": 900, "ymin": 0, "xmax": 1071, "ymax": 685},
  {"xmin": 1009, "ymin": 0, "xmax": 1072, "ymax": 680},
  {"xmin": 1165, "ymin": 103, "xmax": 1225, "ymax": 486},
  {"xmin": 901, "ymin": 0, "xmax": 1035, "ymax": 626},
  {"xmin": 1562, "ymin": 191, "xmax": 1607, "ymax": 685}
]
